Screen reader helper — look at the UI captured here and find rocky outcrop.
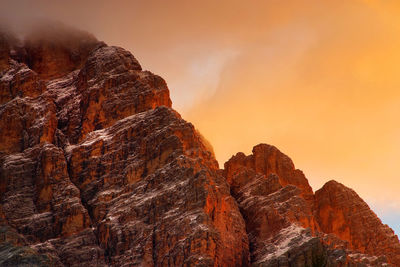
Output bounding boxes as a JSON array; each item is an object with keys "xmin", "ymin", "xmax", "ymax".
[
  {"xmin": 66, "ymin": 105, "xmax": 249, "ymax": 266},
  {"xmin": 0, "ymin": 143, "xmax": 106, "ymax": 266},
  {"xmin": 224, "ymin": 145, "xmax": 326, "ymax": 265},
  {"xmin": 0, "ymin": 60, "xmax": 45, "ymax": 105},
  {"xmin": 76, "ymin": 45, "xmax": 171, "ymax": 142},
  {"xmin": 315, "ymin": 180, "xmax": 400, "ymax": 266},
  {"xmin": 224, "ymin": 144, "xmax": 314, "ymax": 202},
  {"xmin": 0, "ymin": 26, "xmax": 248, "ymax": 266},
  {"xmin": 0, "ymin": 24, "xmax": 399, "ymax": 267},
  {"xmin": 224, "ymin": 144, "xmax": 399, "ymax": 266}
]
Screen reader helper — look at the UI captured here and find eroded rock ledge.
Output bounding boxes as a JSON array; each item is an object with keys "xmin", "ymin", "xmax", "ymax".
[{"xmin": 0, "ymin": 25, "xmax": 399, "ymax": 266}]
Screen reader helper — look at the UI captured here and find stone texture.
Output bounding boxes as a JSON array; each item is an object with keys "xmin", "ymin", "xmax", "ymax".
[
  {"xmin": 76, "ymin": 45, "xmax": 171, "ymax": 142},
  {"xmin": 224, "ymin": 144, "xmax": 314, "ymax": 202},
  {"xmin": 224, "ymin": 144, "xmax": 398, "ymax": 266},
  {"xmin": 224, "ymin": 146, "xmax": 321, "ymax": 265},
  {"xmin": 0, "ymin": 223, "xmax": 57, "ymax": 267},
  {"xmin": 0, "ymin": 144, "xmax": 106, "ymax": 266},
  {"xmin": 315, "ymin": 180, "xmax": 400, "ymax": 266},
  {"xmin": 0, "ymin": 60, "xmax": 45, "ymax": 105},
  {"xmin": 67, "ymin": 106, "xmax": 248, "ymax": 266},
  {"xmin": 0, "ymin": 25, "xmax": 399, "ymax": 267},
  {"xmin": 0, "ymin": 26, "xmax": 248, "ymax": 266},
  {"xmin": 0, "ymin": 94, "xmax": 56, "ymax": 154}
]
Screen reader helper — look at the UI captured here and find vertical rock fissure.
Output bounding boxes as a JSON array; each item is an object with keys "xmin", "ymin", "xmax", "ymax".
[{"xmin": 62, "ymin": 131, "xmax": 112, "ymax": 266}]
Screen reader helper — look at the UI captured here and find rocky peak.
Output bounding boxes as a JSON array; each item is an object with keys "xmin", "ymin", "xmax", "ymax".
[
  {"xmin": 315, "ymin": 180, "xmax": 400, "ymax": 265},
  {"xmin": 224, "ymin": 144, "xmax": 399, "ymax": 266},
  {"xmin": 0, "ymin": 26, "xmax": 248, "ymax": 266},
  {"xmin": 224, "ymin": 143, "xmax": 314, "ymax": 201},
  {"xmin": 0, "ymin": 25, "xmax": 399, "ymax": 267},
  {"xmin": 75, "ymin": 44, "xmax": 171, "ymax": 142}
]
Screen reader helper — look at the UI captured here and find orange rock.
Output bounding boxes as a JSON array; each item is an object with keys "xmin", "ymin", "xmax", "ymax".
[
  {"xmin": 0, "ymin": 143, "xmax": 105, "ymax": 265},
  {"xmin": 223, "ymin": 144, "xmax": 398, "ymax": 266},
  {"xmin": 0, "ymin": 96, "xmax": 57, "ymax": 154},
  {"xmin": 315, "ymin": 180, "xmax": 400, "ymax": 266},
  {"xmin": 224, "ymin": 146, "xmax": 320, "ymax": 264},
  {"xmin": 1, "ymin": 24, "xmax": 398, "ymax": 267},
  {"xmin": 1, "ymin": 25, "xmax": 248, "ymax": 266},
  {"xmin": 77, "ymin": 46, "xmax": 172, "ymax": 141},
  {"xmin": 224, "ymin": 144, "xmax": 314, "ymax": 202},
  {"xmin": 0, "ymin": 61, "xmax": 45, "ymax": 105},
  {"xmin": 68, "ymin": 107, "xmax": 249, "ymax": 266}
]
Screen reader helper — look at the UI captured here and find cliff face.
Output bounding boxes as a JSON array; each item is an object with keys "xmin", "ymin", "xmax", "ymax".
[
  {"xmin": 224, "ymin": 144, "xmax": 400, "ymax": 266},
  {"xmin": 0, "ymin": 26, "xmax": 248, "ymax": 266},
  {"xmin": 0, "ymin": 25, "xmax": 399, "ymax": 267},
  {"xmin": 315, "ymin": 181, "xmax": 400, "ymax": 265}
]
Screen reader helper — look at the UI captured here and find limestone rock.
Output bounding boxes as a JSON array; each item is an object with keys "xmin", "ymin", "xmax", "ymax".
[
  {"xmin": 224, "ymin": 144, "xmax": 397, "ymax": 266},
  {"xmin": 1, "ymin": 24, "xmax": 399, "ymax": 267},
  {"xmin": 76, "ymin": 46, "xmax": 172, "ymax": 142},
  {"xmin": 315, "ymin": 180, "xmax": 400, "ymax": 266},
  {"xmin": 0, "ymin": 26, "xmax": 248, "ymax": 266},
  {"xmin": 65, "ymin": 106, "xmax": 249, "ymax": 266},
  {"xmin": 224, "ymin": 144, "xmax": 314, "ymax": 202},
  {"xmin": 0, "ymin": 143, "xmax": 106, "ymax": 266},
  {"xmin": 0, "ymin": 60, "xmax": 45, "ymax": 105}
]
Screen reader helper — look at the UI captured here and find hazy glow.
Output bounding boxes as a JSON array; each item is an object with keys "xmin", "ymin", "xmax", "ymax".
[{"xmin": 2, "ymin": 0, "xmax": 399, "ymax": 235}]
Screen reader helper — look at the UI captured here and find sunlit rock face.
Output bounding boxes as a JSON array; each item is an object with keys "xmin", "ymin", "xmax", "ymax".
[
  {"xmin": 0, "ymin": 24, "xmax": 399, "ymax": 267},
  {"xmin": 315, "ymin": 180, "xmax": 400, "ymax": 266},
  {"xmin": 223, "ymin": 144, "xmax": 399, "ymax": 266},
  {"xmin": 0, "ymin": 25, "xmax": 248, "ymax": 266},
  {"xmin": 224, "ymin": 144, "xmax": 314, "ymax": 200}
]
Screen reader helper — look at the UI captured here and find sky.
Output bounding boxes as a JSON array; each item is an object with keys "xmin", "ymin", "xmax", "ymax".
[{"xmin": 1, "ymin": 0, "xmax": 399, "ymax": 236}]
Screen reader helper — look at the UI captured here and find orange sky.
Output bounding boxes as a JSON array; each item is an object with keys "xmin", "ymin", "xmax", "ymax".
[{"xmin": 2, "ymin": 0, "xmax": 399, "ymax": 235}]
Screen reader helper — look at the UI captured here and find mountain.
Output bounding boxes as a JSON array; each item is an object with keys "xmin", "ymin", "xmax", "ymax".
[
  {"xmin": 0, "ymin": 24, "xmax": 399, "ymax": 267},
  {"xmin": 224, "ymin": 145, "xmax": 400, "ymax": 266}
]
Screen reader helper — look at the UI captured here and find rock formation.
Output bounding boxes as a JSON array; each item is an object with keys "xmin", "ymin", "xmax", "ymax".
[
  {"xmin": 224, "ymin": 144, "xmax": 400, "ymax": 266},
  {"xmin": 0, "ymin": 24, "xmax": 399, "ymax": 266},
  {"xmin": 315, "ymin": 180, "xmax": 400, "ymax": 265}
]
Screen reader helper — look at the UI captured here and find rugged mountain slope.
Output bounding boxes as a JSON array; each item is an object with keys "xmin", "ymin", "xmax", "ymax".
[
  {"xmin": 315, "ymin": 181, "xmax": 400, "ymax": 265},
  {"xmin": 0, "ymin": 26, "xmax": 248, "ymax": 266},
  {"xmin": 0, "ymin": 25, "xmax": 399, "ymax": 266},
  {"xmin": 224, "ymin": 144, "xmax": 400, "ymax": 266}
]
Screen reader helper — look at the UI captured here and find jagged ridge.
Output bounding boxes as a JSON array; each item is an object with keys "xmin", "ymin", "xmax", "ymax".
[
  {"xmin": 0, "ymin": 25, "xmax": 399, "ymax": 267},
  {"xmin": 0, "ymin": 25, "xmax": 248, "ymax": 266},
  {"xmin": 224, "ymin": 144, "xmax": 400, "ymax": 266}
]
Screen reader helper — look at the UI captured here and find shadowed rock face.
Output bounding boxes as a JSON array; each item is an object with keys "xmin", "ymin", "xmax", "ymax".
[{"xmin": 0, "ymin": 25, "xmax": 399, "ymax": 267}]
